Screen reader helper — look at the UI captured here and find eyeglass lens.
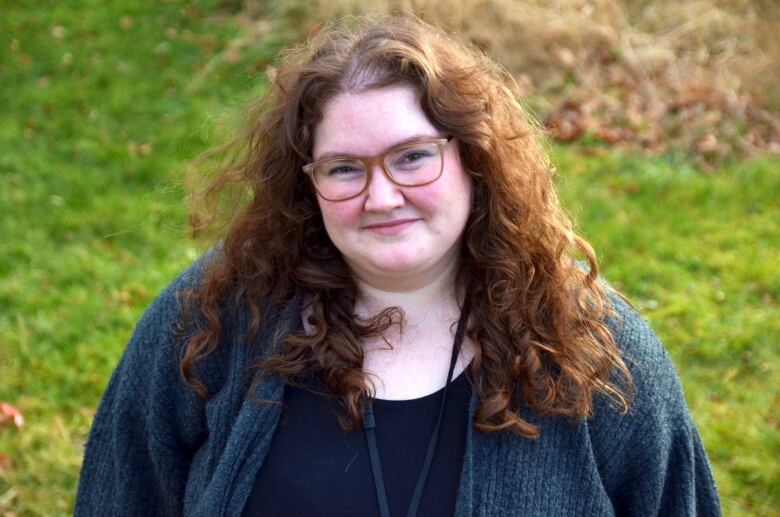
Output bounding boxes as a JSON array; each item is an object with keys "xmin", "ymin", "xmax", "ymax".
[{"xmin": 312, "ymin": 141, "xmax": 444, "ymax": 200}]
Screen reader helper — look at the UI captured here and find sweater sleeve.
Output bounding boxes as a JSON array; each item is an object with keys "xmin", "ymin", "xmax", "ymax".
[
  {"xmin": 589, "ymin": 292, "xmax": 721, "ymax": 517},
  {"xmin": 74, "ymin": 263, "xmax": 209, "ymax": 517}
]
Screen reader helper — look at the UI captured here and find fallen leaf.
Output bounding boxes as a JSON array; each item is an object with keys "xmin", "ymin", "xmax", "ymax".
[{"xmin": 0, "ymin": 403, "xmax": 24, "ymax": 429}]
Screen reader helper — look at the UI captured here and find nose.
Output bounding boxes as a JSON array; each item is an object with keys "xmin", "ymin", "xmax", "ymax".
[{"xmin": 363, "ymin": 164, "xmax": 404, "ymax": 212}]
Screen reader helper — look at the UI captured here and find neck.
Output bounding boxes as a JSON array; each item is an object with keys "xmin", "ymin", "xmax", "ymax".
[
  {"xmin": 354, "ymin": 261, "xmax": 474, "ymax": 399},
  {"xmin": 353, "ymin": 261, "xmax": 462, "ymax": 325}
]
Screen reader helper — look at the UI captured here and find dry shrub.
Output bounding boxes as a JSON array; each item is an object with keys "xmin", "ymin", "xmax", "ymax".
[{"xmin": 231, "ymin": 0, "xmax": 779, "ymax": 165}]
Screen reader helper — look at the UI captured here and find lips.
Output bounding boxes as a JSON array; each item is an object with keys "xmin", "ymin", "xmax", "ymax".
[{"xmin": 363, "ymin": 218, "xmax": 420, "ymax": 235}]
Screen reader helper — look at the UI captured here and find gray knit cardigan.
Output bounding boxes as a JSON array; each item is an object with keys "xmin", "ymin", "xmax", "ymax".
[{"xmin": 75, "ymin": 259, "xmax": 721, "ymax": 516}]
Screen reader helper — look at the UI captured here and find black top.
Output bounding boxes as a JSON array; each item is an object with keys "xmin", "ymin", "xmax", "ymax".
[{"xmin": 243, "ymin": 370, "xmax": 472, "ymax": 516}]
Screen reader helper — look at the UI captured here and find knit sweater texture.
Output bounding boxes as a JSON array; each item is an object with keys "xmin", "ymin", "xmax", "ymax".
[{"xmin": 75, "ymin": 259, "xmax": 721, "ymax": 516}]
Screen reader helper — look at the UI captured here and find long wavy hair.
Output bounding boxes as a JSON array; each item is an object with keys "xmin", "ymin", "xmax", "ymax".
[{"xmin": 182, "ymin": 15, "xmax": 632, "ymax": 438}]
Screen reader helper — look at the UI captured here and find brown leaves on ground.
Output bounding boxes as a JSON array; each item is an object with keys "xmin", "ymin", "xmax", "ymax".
[
  {"xmin": 0, "ymin": 403, "xmax": 24, "ymax": 430},
  {"xmin": 238, "ymin": 0, "xmax": 780, "ymax": 166}
]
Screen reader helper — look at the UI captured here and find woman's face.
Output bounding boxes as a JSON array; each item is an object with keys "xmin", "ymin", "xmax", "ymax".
[{"xmin": 311, "ymin": 85, "xmax": 472, "ymax": 289}]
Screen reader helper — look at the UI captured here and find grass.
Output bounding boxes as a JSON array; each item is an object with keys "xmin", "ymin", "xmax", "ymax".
[
  {"xmin": 556, "ymin": 149, "xmax": 779, "ymax": 515},
  {"xmin": 1, "ymin": 1, "xmax": 778, "ymax": 515}
]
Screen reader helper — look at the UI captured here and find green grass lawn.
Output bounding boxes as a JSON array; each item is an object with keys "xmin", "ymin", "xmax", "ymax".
[{"xmin": 1, "ymin": 1, "xmax": 778, "ymax": 515}]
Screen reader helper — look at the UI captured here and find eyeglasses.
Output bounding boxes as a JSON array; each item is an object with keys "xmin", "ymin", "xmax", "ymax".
[{"xmin": 303, "ymin": 137, "xmax": 453, "ymax": 201}]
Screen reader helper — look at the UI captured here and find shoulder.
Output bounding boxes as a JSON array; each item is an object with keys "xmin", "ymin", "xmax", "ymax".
[
  {"xmin": 114, "ymin": 249, "xmax": 239, "ymax": 401},
  {"xmin": 126, "ymin": 248, "xmax": 303, "ymax": 390},
  {"xmin": 137, "ymin": 248, "xmax": 219, "ymax": 330},
  {"xmin": 586, "ymin": 287, "xmax": 721, "ymax": 513},
  {"xmin": 75, "ymin": 252, "xmax": 226, "ymax": 513},
  {"xmin": 575, "ymin": 263, "xmax": 684, "ymax": 400},
  {"xmin": 125, "ymin": 251, "xmax": 215, "ymax": 364},
  {"xmin": 604, "ymin": 288, "xmax": 687, "ymax": 417}
]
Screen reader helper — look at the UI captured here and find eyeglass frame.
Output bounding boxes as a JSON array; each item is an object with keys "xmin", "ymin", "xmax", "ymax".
[{"xmin": 302, "ymin": 137, "xmax": 454, "ymax": 202}]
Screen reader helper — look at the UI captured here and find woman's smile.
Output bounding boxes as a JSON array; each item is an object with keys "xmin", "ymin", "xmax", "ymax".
[{"xmin": 363, "ymin": 217, "xmax": 421, "ymax": 235}]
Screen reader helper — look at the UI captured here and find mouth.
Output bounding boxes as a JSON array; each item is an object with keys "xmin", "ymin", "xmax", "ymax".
[
  {"xmin": 363, "ymin": 218, "xmax": 420, "ymax": 235},
  {"xmin": 364, "ymin": 218, "xmax": 419, "ymax": 229}
]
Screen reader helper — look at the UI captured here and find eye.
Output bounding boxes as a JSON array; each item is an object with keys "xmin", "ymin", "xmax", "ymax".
[
  {"xmin": 319, "ymin": 160, "xmax": 366, "ymax": 179},
  {"xmin": 400, "ymin": 150, "xmax": 433, "ymax": 163},
  {"xmin": 390, "ymin": 145, "xmax": 438, "ymax": 172},
  {"xmin": 328, "ymin": 165, "xmax": 359, "ymax": 175}
]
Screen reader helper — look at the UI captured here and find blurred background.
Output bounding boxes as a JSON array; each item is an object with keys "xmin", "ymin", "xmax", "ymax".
[{"xmin": 1, "ymin": 0, "xmax": 778, "ymax": 514}]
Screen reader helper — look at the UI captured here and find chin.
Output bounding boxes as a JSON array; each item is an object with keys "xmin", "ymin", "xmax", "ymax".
[
  {"xmin": 365, "ymin": 254, "xmax": 431, "ymax": 275},
  {"xmin": 370, "ymin": 261, "xmax": 423, "ymax": 274}
]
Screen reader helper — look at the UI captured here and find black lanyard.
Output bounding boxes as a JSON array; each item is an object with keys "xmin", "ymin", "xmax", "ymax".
[{"xmin": 362, "ymin": 304, "xmax": 469, "ymax": 517}]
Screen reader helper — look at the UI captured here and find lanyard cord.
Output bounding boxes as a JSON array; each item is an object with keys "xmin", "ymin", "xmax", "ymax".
[{"xmin": 362, "ymin": 302, "xmax": 470, "ymax": 517}]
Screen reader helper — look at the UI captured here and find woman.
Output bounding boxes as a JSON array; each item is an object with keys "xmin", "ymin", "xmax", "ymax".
[{"xmin": 76, "ymin": 15, "xmax": 720, "ymax": 516}]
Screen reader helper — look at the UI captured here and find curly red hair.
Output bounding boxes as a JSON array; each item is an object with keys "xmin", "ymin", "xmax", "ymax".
[{"xmin": 182, "ymin": 15, "xmax": 632, "ymax": 437}]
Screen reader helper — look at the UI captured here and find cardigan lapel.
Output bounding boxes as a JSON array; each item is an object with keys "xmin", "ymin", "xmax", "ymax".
[
  {"xmin": 198, "ymin": 292, "xmax": 303, "ymax": 516},
  {"xmin": 453, "ymin": 390, "xmax": 480, "ymax": 516}
]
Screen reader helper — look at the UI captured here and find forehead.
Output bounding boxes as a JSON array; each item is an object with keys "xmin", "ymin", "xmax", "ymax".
[{"xmin": 312, "ymin": 85, "xmax": 439, "ymax": 160}]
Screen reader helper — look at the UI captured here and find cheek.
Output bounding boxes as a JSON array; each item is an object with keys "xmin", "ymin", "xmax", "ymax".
[
  {"xmin": 449, "ymin": 172, "xmax": 474, "ymax": 219},
  {"xmin": 409, "ymin": 174, "xmax": 472, "ymax": 217},
  {"xmin": 404, "ymin": 184, "xmax": 442, "ymax": 213},
  {"xmin": 318, "ymin": 199, "xmax": 363, "ymax": 238}
]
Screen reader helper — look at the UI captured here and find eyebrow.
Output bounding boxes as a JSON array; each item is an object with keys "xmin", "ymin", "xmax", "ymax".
[{"xmin": 314, "ymin": 133, "xmax": 442, "ymax": 161}]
